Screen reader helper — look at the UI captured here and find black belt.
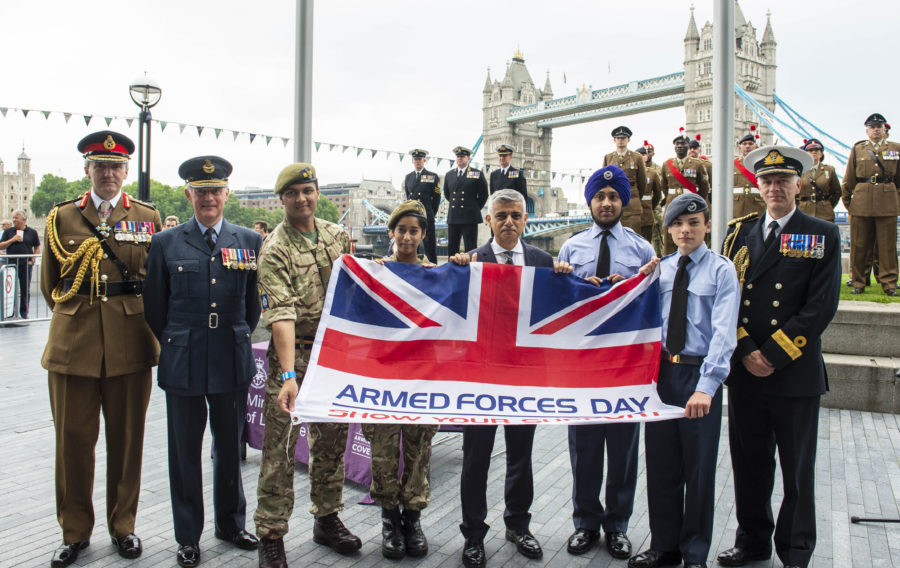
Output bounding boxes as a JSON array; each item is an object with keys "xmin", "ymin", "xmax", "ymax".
[
  {"xmin": 296, "ymin": 335, "xmax": 315, "ymax": 349},
  {"xmin": 168, "ymin": 311, "xmax": 244, "ymax": 329},
  {"xmin": 798, "ymin": 196, "xmax": 823, "ymax": 203},
  {"xmin": 62, "ymin": 278, "xmax": 143, "ymax": 297},
  {"xmin": 661, "ymin": 350, "xmax": 704, "ymax": 366},
  {"xmin": 857, "ymin": 175, "xmax": 894, "ymax": 184}
]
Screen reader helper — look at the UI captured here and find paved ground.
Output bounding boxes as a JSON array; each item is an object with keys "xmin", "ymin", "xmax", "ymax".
[{"xmin": 2, "ymin": 320, "xmax": 900, "ymax": 568}]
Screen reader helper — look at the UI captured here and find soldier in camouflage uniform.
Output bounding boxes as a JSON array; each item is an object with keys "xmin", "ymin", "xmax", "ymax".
[
  {"xmin": 253, "ymin": 163, "xmax": 356, "ymax": 568},
  {"xmin": 363, "ymin": 200, "xmax": 440, "ymax": 559}
]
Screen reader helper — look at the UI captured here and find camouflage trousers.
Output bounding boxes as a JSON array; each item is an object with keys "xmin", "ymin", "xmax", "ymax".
[
  {"xmin": 254, "ymin": 348, "xmax": 349, "ymax": 540},
  {"xmin": 651, "ymin": 205, "xmax": 665, "ymax": 257},
  {"xmin": 361, "ymin": 423, "xmax": 439, "ymax": 511}
]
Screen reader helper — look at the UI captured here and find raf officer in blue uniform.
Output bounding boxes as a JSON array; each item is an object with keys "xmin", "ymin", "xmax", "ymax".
[
  {"xmin": 489, "ymin": 144, "xmax": 528, "ymax": 200},
  {"xmin": 717, "ymin": 146, "xmax": 841, "ymax": 568},
  {"xmin": 143, "ymin": 156, "xmax": 262, "ymax": 567},
  {"xmin": 627, "ymin": 194, "xmax": 739, "ymax": 568},
  {"xmin": 400, "ymin": 149, "xmax": 442, "ymax": 263},
  {"xmin": 444, "ymin": 146, "xmax": 489, "ymax": 255},
  {"xmin": 558, "ymin": 165, "xmax": 656, "ymax": 560}
]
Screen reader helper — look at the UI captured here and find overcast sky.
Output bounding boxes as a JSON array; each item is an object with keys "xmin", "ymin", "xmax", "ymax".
[{"xmin": 2, "ymin": 1, "xmax": 898, "ymax": 204}]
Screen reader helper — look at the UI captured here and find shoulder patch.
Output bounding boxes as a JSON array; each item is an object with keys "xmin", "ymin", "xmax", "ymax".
[{"xmin": 728, "ymin": 212, "xmax": 759, "ymax": 226}]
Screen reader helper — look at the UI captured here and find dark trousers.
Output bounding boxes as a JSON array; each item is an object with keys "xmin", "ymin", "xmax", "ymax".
[
  {"xmin": 16, "ymin": 261, "xmax": 32, "ymax": 317},
  {"xmin": 459, "ymin": 425, "xmax": 536, "ymax": 539},
  {"xmin": 645, "ymin": 361, "xmax": 722, "ymax": 564},
  {"xmin": 166, "ymin": 390, "xmax": 248, "ymax": 546},
  {"xmin": 568, "ymin": 422, "xmax": 639, "ymax": 532},
  {"xmin": 727, "ymin": 387, "xmax": 820, "ymax": 568},
  {"xmin": 448, "ymin": 223, "xmax": 478, "ymax": 257},
  {"xmin": 423, "ymin": 213, "xmax": 437, "ymax": 263}
]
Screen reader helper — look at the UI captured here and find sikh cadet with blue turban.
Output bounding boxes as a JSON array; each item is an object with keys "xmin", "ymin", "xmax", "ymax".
[{"xmin": 557, "ymin": 165, "xmax": 656, "ymax": 560}]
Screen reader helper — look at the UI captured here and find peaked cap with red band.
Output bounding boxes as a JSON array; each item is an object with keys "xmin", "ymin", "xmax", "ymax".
[{"xmin": 77, "ymin": 130, "xmax": 135, "ymax": 163}]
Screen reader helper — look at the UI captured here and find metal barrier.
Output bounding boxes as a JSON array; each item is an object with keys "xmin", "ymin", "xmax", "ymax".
[{"xmin": 0, "ymin": 254, "xmax": 50, "ymax": 324}]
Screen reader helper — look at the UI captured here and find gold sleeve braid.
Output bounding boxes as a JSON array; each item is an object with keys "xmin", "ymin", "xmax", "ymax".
[
  {"xmin": 45, "ymin": 206, "xmax": 104, "ymax": 304},
  {"xmin": 723, "ymin": 213, "xmax": 756, "ymax": 286}
]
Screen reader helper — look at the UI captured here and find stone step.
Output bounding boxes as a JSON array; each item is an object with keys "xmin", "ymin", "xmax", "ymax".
[
  {"xmin": 821, "ymin": 300, "xmax": 900, "ymax": 358},
  {"xmin": 822, "ymin": 353, "xmax": 900, "ymax": 413}
]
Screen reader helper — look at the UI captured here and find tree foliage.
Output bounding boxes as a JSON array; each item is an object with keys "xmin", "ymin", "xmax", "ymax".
[
  {"xmin": 315, "ymin": 197, "xmax": 340, "ymax": 223},
  {"xmin": 30, "ymin": 174, "xmax": 91, "ymax": 217}
]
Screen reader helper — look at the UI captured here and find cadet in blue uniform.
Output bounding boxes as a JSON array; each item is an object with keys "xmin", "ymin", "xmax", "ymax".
[
  {"xmin": 489, "ymin": 144, "xmax": 528, "ymax": 200},
  {"xmin": 627, "ymin": 194, "xmax": 739, "ymax": 568},
  {"xmin": 143, "ymin": 156, "xmax": 262, "ymax": 567},
  {"xmin": 444, "ymin": 146, "xmax": 488, "ymax": 255},
  {"xmin": 400, "ymin": 149, "xmax": 442, "ymax": 263},
  {"xmin": 717, "ymin": 146, "xmax": 841, "ymax": 568},
  {"xmin": 558, "ymin": 165, "xmax": 655, "ymax": 560}
]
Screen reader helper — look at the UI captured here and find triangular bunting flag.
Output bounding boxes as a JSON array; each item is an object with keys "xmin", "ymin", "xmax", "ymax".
[
  {"xmin": 371, "ymin": 149, "xmax": 377, "ymax": 158},
  {"xmin": 64, "ymin": 113, "xmax": 72, "ymax": 123},
  {"xmin": 0, "ymin": 108, "xmax": 7, "ymax": 117},
  {"xmin": 84, "ymin": 115, "xmax": 92, "ymax": 126},
  {"xmin": 552, "ymin": 172, "xmax": 557, "ymax": 180},
  {"xmin": 233, "ymin": 131, "xmax": 240, "ymax": 141},
  {"xmin": 329, "ymin": 144, "xmax": 336, "ymax": 151},
  {"xmin": 160, "ymin": 121, "xmax": 168, "ymax": 132},
  {"xmin": 196, "ymin": 126, "xmax": 204, "ymax": 136},
  {"xmin": 282, "ymin": 137, "xmax": 290, "ymax": 148},
  {"xmin": 315, "ymin": 142, "xmax": 321, "ymax": 151},
  {"xmin": 21, "ymin": 109, "xmax": 30, "ymax": 117},
  {"xmin": 356, "ymin": 147, "xmax": 364, "ymax": 156},
  {"xmin": 342, "ymin": 145, "xmax": 349, "ymax": 153},
  {"xmin": 104, "ymin": 117, "xmax": 113, "ymax": 126},
  {"xmin": 398, "ymin": 153, "xmax": 404, "ymax": 162},
  {"xmin": 125, "ymin": 118, "xmax": 133, "ymax": 127},
  {"xmin": 215, "ymin": 128, "xmax": 222, "ymax": 139},
  {"xmin": 265, "ymin": 136, "xmax": 272, "ymax": 145},
  {"xmin": 42, "ymin": 111, "xmax": 51, "ymax": 119},
  {"xmin": 249, "ymin": 133, "xmax": 257, "ymax": 143},
  {"xmin": 179, "ymin": 123, "xmax": 187, "ymax": 133}
]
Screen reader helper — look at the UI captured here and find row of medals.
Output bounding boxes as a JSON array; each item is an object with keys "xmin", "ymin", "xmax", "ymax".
[
  {"xmin": 780, "ymin": 234, "xmax": 825, "ymax": 259},
  {"xmin": 223, "ymin": 248, "xmax": 258, "ymax": 270},
  {"xmin": 113, "ymin": 221, "xmax": 155, "ymax": 242}
]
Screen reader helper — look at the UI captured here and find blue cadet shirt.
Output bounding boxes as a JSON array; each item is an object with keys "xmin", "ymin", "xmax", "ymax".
[
  {"xmin": 659, "ymin": 243, "xmax": 740, "ymax": 396},
  {"xmin": 558, "ymin": 222, "xmax": 656, "ymax": 280}
]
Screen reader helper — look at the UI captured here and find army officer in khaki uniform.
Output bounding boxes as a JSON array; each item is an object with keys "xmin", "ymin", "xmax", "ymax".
[
  {"xmin": 841, "ymin": 113, "xmax": 900, "ymax": 296},
  {"xmin": 659, "ymin": 133, "xmax": 711, "ymax": 254},
  {"xmin": 797, "ymin": 139, "xmax": 841, "ymax": 222},
  {"xmin": 603, "ymin": 126, "xmax": 648, "ymax": 235},
  {"xmin": 732, "ymin": 126, "xmax": 764, "ymax": 219},
  {"xmin": 41, "ymin": 131, "xmax": 161, "ymax": 567}
]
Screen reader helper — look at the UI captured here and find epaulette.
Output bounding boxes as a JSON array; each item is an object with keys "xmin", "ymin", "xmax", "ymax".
[
  {"xmin": 127, "ymin": 195, "xmax": 157, "ymax": 211},
  {"xmin": 854, "ymin": 140, "xmax": 867, "ymax": 147},
  {"xmin": 52, "ymin": 197, "xmax": 79, "ymax": 208},
  {"xmin": 728, "ymin": 212, "xmax": 758, "ymax": 226},
  {"xmin": 571, "ymin": 227, "xmax": 590, "ymax": 237}
]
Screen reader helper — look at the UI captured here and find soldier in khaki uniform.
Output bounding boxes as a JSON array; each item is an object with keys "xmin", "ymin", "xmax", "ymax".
[
  {"xmin": 688, "ymin": 135, "xmax": 713, "ymax": 185},
  {"xmin": 603, "ymin": 126, "xmax": 647, "ymax": 235},
  {"xmin": 636, "ymin": 146, "xmax": 663, "ymax": 247},
  {"xmin": 364, "ymin": 200, "xmax": 440, "ymax": 559},
  {"xmin": 797, "ymin": 139, "xmax": 841, "ymax": 222},
  {"xmin": 254, "ymin": 163, "xmax": 358, "ymax": 568},
  {"xmin": 842, "ymin": 113, "xmax": 900, "ymax": 296},
  {"xmin": 643, "ymin": 141, "xmax": 666, "ymax": 256},
  {"xmin": 659, "ymin": 133, "xmax": 711, "ymax": 254},
  {"xmin": 42, "ymin": 131, "xmax": 161, "ymax": 568},
  {"xmin": 733, "ymin": 126, "xmax": 765, "ymax": 219}
]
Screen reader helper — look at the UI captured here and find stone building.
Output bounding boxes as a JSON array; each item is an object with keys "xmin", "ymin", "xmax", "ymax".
[
  {"xmin": 0, "ymin": 148, "xmax": 36, "ymax": 219},
  {"xmin": 683, "ymin": 2, "xmax": 776, "ymax": 154}
]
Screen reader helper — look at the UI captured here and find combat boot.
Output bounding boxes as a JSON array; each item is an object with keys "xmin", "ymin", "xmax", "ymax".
[
  {"xmin": 381, "ymin": 508, "xmax": 406, "ymax": 559},
  {"xmin": 312, "ymin": 512, "xmax": 362, "ymax": 554},
  {"xmin": 402, "ymin": 508, "xmax": 428, "ymax": 557},
  {"xmin": 258, "ymin": 537, "xmax": 287, "ymax": 568}
]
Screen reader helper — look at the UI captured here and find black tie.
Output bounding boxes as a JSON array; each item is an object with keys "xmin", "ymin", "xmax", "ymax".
[
  {"xmin": 505, "ymin": 251, "xmax": 514, "ymax": 265},
  {"xmin": 416, "ymin": 171, "xmax": 420, "ymax": 182},
  {"xmin": 595, "ymin": 230, "xmax": 611, "ymax": 278},
  {"xmin": 764, "ymin": 220, "xmax": 779, "ymax": 250},
  {"xmin": 666, "ymin": 255, "xmax": 692, "ymax": 355},
  {"xmin": 205, "ymin": 227, "xmax": 216, "ymax": 250}
]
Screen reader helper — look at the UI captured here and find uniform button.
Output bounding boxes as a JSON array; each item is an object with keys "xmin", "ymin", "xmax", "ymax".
[
  {"xmin": 101, "ymin": 274, "xmax": 108, "ymax": 281},
  {"xmin": 772, "ymin": 300, "xmax": 780, "ymax": 307},
  {"xmin": 68, "ymin": 239, "xmax": 75, "ymax": 245},
  {"xmin": 211, "ymin": 257, "xmax": 215, "ymax": 262},
  {"xmin": 101, "ymin": 296, "xmax": 109, "ymax": 302},
  {"xmin": 245, "ymin": 333, "xmax": 250, "ymax": 339},
  {"xmin": 771, "ymin": 319, "xmax": 778, "ymax": 326},
  {"xmin": 746, "ymin": 283, "xmax": 753, "ymax": 289},
  {"xmin": 743, "ymin": 300, "xmax": 750, "ymax": 306},
  {"xmin": 741, "ymin": 317, "xmax": 749, "ymax": 324},
  {"xmin": 168, "ymin": 337, "xmax": 172, "ymax": 343},
  {"xmin": 775, "ymin": 283, "xmax": 782, "ymax": 289},
  {"xmin": 104, "ymin": 254, "xmax": 109, "ymax": 259},
  {"xmin": 211, "ymin": 302, "xmax": 217, "ymax": 308},
  {"xmin": 211, "ymin": 278, "xmax": 217, "ymax": 285},
  {"xmin": 178, "ymin": 266, "xmax": 183, "ymax": 272}
]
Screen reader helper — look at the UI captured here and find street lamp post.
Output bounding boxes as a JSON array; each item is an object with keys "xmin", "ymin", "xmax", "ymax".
[{"xmin": 129, "ymin": 76, "xmax": 162, "ymax": 202}]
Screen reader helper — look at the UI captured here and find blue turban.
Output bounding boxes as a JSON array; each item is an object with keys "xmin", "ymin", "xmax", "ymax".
[{"xmin": 584, "ymin": 165, "xmax": 631, "ymax": 207}]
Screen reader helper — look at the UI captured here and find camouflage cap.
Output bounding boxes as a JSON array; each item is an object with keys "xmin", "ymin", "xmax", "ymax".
[
  {"xmin": 388, "ymin": 200, "xmax": 427, "ymax": 230},
  {"xmin": 274, "ymin": 162, "xmax": 317, "ymax": 194}
]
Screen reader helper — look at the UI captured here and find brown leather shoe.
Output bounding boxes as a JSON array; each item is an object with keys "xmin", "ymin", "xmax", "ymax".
[
  {"xmin": 258, "ymin": 537, "xmax": 287, "ymax": 568},
  {"xmin": 312, "ymin": 512, "xmax": 362, "ymax": 554}
]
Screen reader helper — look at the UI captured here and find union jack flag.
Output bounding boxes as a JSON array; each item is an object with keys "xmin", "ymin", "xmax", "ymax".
[{"xmin": 293, "ymin": 255, "xmax": 682, "ymax": 425}]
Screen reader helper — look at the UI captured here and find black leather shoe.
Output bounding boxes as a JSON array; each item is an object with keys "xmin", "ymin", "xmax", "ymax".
[
  {"xmin": 505, "ymin": 528, "xmax": 543, "ymax": 559},
  {"xmin": 401, "ymin": 508, "xmax": 428, "ymax": 557},
  {"xmin": 846, "ymin": 279, "xmax": 853, "ymax": 287},
  {"xmin": 684, "ymin": 564, "xmax": 707, "ymax": 568},
  {"xmin": 566, "ymin": 528, "xmax": 600, "ymax": 555},
  {"xmin": 851, "ymin": 287, "xmax": 864, "ymax": 295},
  {"xmin": 176, "ymin": 544, "xmax": 200, "ymax": 567},
  {"xmin": 716, "ymin": 546, "xmax": 771, "ymax": 566},
  {"xmin": 627, "ymin": 549, "xmax": 681, "ymax": 568},
  {"xmin": 312, "ymin": 512, "xmax": 362, "ymax": 554},
  {"xmin": 214, "ymin": 528, "xmax": 259, "ymax": 550},
  {"xmin": 605, "ymin": 531, "xmax": 632, "ymax": 559},
  {"xmin": 111, "ymin": 533, "xmax": 142, "ymax": 559},
  {"xmin": 886, "ymin": 289, "xmax": 898, "ymax": 297},
  {"xmin": 381, "ymin": 508, "xmax": 406, "ymax": 559},
  {"xmin": 51, "ymin": 540, "xmax": 89, "ymax": 568},
  {"xmin": 462, "ymin": 537, "xmax": 486, "ymax": 568}
]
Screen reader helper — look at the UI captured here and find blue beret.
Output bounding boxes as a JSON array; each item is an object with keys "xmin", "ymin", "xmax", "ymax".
[
  {"xmin": 584, "ymin": 165, "xmax": 631, "ymax": 207},
  {"xmin": 664, "ymin": 193, "xmax": 707, "ymax": 226}
]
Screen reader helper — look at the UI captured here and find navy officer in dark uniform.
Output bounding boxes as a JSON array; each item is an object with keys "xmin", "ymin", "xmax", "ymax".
[
  {"xmin": 400, "ymin": 149, "xmax": 442, "ymax": 263},
  {"xmin": 627, "ymin": 193, "xmax": 739, "ymax": 568},
  {"xmin": 143, "ymin": 156, "xmax": 262, "ymax": 567},
  {"xmin": 444, "ymin": 146, "xmax": 488, "ymax": 255},
  {"xmin": 717, "ymin": 146, "xmax": 841, "ymax": 568},
  {"xmin": 489, "ymin": 144, "xmax": 528, "ymax": 200}
]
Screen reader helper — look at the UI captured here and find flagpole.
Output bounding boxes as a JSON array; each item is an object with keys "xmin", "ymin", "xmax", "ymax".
[
  {"xmin": 295, "ymin": 0, "xmax": 314, "ymax": 163},
  {"xmin": 711, "ymin": 0, "xmax": 735, "ymax": 249}
]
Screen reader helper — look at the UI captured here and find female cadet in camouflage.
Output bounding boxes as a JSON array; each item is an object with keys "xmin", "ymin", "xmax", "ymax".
[
  {"xmin": 253, "ymin": 163, "xmax": 357, "ymax": 568},
  {"xmin": 364, "ymin": 200, "xmax": 440, "ymax": 559}
]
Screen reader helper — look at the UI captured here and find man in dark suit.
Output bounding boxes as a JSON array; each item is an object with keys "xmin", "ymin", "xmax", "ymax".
[
  {"xmin": 448, "ymin": 188, "xmax": 572, "ymax": 568},
  {"xmin": 718, "ymin": 146, "xmax": 841, "ymax": 568},
  {"xmin": 489, "ymin": 144, "xmax": 528, "ymax": 201},
  {"xmin": 143, "ymin": 156, "xmax": 262, "ymax": 567},
  {"xmin": 400, "ymin": 148, "xmax": 442, "ymax": 263},
  {"xmin": 444, "ymin": 146, "xmax": 488, "ymax": 256}
]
